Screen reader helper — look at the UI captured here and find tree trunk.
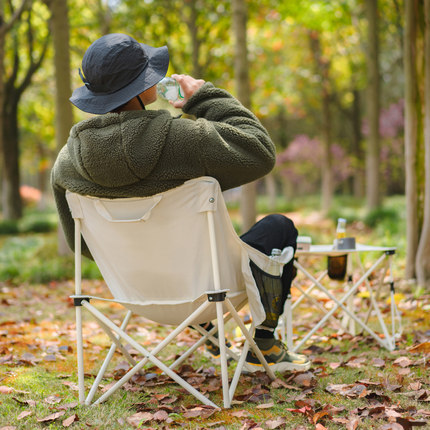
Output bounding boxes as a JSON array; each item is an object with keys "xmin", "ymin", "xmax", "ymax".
[
  {"xmin": 404, "ymin": 0, "xmax": 419, "ymax": 280},
  {"xmin": 51, "ymin": 0, "xmax": 74, "ymax": 255},
  {"xmin": 232, "ymin": 0, "xmax": 256, "ymax": 232},
  {"xmin": 416, "ymin": 0, "xmax": 430, "ymax": 288},
  {"xmin": 0, "ymin": 8, "xmax": 5, "ymax": 212},
  {"xmin": 185, "ymin": 0, "xmax": 202, "ymax": 78},
  {"xmin": 321, "ymin": 87, "xmax": 332, "ymax": 213},
  {"xmin": 265, "ymin": 173, "xmax": 277, "ymax": 212},
  {"xmin": 352, "ymin": 89, "xmax": 364, "ymax": 198},
  {"xmin": 0, "ymin": 0, "xmax": 29, "ymax": 214},
  {"xmin": 365, "ymin": 0, "xmax": 381, "ymax": 210},
  {"xmin": 308, "ymin": 31, "xmax": 333, "ymax": 214},
  {"xmin": 2, "ymin": 97, "xmax": 22, "ymax": 219}
]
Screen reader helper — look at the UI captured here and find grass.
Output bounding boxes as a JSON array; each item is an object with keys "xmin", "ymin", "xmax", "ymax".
[
  {"xmin": 0, "ymin": 279, "xmax": 428, "ymax": 429},
  {"xmin": 1, "ymin": 193, "xmax": 429, "ymax": 429}
]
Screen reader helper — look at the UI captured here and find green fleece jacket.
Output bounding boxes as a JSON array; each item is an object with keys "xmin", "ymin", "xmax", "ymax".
[{"xmin": 51, "ymin": 83, "xmax": 276, "ymax": 257}]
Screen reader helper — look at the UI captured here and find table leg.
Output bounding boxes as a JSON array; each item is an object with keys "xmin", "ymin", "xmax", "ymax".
[{"xmin": 292, "ymin": 253, "xmax": 393, "ymax": 351}]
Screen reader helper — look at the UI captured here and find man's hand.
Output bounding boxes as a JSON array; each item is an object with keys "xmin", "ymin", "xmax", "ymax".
[{"xmin": 171, "ymin": 74, "xmax": 205, "ymax": 109}]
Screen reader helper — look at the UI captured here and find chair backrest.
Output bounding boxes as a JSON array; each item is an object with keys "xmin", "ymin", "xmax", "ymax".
[{"xmin": 66, "ymin": 177, "xmax": 268, "ymax": 325}]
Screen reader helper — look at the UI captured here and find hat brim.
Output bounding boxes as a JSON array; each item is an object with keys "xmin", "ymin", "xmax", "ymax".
[{"xmin": 70, "ymin": 44, "xmax": 169, "ymax": 114}]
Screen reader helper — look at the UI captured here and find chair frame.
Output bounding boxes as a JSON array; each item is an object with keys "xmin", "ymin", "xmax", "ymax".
[{"xmin": 70, "ymin": 192, "xmax": 276, "ymax": 409}]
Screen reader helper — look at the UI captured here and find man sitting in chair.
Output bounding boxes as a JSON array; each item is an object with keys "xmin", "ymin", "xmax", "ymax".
[{"xmin": 51, "ymin": 33, "xmax": 310, "ymax": 373}]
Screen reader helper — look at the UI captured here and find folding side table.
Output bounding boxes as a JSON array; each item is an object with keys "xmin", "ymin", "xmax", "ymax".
[{"xmin": 280, "ymin": 243, "xmax": 402, "ymax": 352}]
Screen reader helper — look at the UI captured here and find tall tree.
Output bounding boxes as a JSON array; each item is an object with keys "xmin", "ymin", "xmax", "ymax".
[
  {"xmin": 416, "ymin": 0, "xmax": 430, "ymax": 287},
  {"xmin": 365, "ymin": 0, "xmax": 381, "ymax": 210},
  {"xmin": 404, "ymin": 0, "xmax": 420, "ymax": 280},
  {"xmin": 48, "ymin": 0, "xmax": 74, "ymax": 254},
  {"xmin": 0, "ymin": 0, "xmax": 30, "ymax": 215},
  {"xmin": 2, "ymin": 1, "xmax": 48, "ymax": 219},
  {"xmin": 309, "ymin": 30, "xmax": 333, "ymax": 213},
  {"xmin": 233, "ymin": 0, "xmax": 256, "ymax": 232}
]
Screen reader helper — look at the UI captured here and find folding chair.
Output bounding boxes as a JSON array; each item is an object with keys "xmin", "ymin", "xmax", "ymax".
[{"xmin": 66, "ymin": 177, "xmax": 290, "ymax": 409}]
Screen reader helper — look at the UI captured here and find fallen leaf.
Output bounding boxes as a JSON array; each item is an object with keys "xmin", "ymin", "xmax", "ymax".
[
  {"xmin": 378, "ymin": 424, "xmax": 404, "ymax": 430},
  {"xmin": 0, "ymin": 386, "xmax": 14, "ymax": 394},
  {"xmin": 393, "ymin": 356, "xmax": 413, "ymax": 368},
  {"xmin": 409, "ymin": 342, "xmax": 430, "ymax": 353},
  {"xmin": 256, "ymin": 402, "xmax": 275, "ymax": 409},
  {"xmin": 43, "ymin": 354, "xmax": 57, "ymax": 362},
  {"xmin": 293, "ymin": 372, "xmax": 316, "ymax": 387},
  {"xmin": 37, "ymin": 411, "xmax": 66, "ymax": 423},
  {"xmin": 346, "ymin": 417, "xmax": 360, "ymax": 430},
  {"xmin": 325, "ymin": 383, "xmax": 369, "ymax": 398},
  {"xmin": 44, "ymin": 394, "xmax": 62, "ymax": 404},
  {"xmin": 183, "ymin": 406, "xmax": 216, "ymax": 419},
  {"xmin": 57, "ymin": 402, "xmax": 79, "ymax": 410},
  {"xmin": 346, "ymin": 357, "xmax": 367, "ymax": 368},
  {"xmin": 265, "ymin": 417, "xmax": 286, "ymax": 429},
  {"xmin": 126, "ymin": 412, "xmax": 153, "ymax": 427},
  {"xmin": 408, "ymin": 382, "xmax": 422, "ymax": 391},
  {"xmin": 152, "ymin": 409, "xmax": 169, "ymax": 421},
  {"xmin": 270, "ymin": 378, "xmax": 299, "ymax": 390},
  {"xmin": 329, "ymin": 362, "xmax": 342, "ymax": 369},
  {"xmin": 396, "ymin": 417, "xmax": 428, "ymax": 429},
  {"xmin": 62, "ymin": 381, "xmax": 79, "ymax": 391},
  {"xmin": 12, "ymin": 397, "xmax": 36, "ymax": 407},
  {"xmin": 62, "ymin": 414, "xmax": 78, "ymax": 427},
  {"xmin": 372, "ymin": 357, "xmax": 386, "ymax": 367},
  {"xmin": 17, "ymin": 411, "xmax": 32, "ymax": 420}
]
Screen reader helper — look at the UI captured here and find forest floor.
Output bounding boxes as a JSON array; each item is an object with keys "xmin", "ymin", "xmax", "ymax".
[{"xmin": 0, "ymin": 205, "xmax": 429, "ymax": 429}]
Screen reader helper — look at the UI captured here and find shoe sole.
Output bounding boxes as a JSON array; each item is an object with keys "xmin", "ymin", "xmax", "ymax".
[{"xmin": 244, "ymin": 360, "xmax": 311, "ymax": 373}]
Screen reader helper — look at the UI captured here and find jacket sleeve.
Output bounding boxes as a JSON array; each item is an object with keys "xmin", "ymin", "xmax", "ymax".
[
  {"xmin": 50, "ymin": 152, "xmax": 93, "ymax": 260},
  {"xmin": 179, "ymin": 83, "xmax": 276, "ymax": 191}
]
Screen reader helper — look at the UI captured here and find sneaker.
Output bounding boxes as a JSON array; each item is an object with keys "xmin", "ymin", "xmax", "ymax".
[
  {"xmin": 245, "ymin": 338, "xmax": 311, "ymax": 373},
  {"xmin": 203, "ymin": 339, "xmax": 236, "ymax": 365}
]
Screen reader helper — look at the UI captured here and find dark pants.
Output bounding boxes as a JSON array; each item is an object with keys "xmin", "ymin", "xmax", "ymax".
[{"xmin": 240, "ymin": 214, "xmax": 298, "ymax": 306}]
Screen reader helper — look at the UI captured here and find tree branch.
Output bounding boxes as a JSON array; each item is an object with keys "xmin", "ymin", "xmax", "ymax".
[{"xmin": 0, "ymin": 0, "xmax": 31, "ymax": 38}]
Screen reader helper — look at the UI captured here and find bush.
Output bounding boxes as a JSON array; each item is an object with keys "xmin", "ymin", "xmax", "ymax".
[
  {"xmin": 0, "ymin": 220, "xmax": 19, "ymax": 235},
  {"xmin": 0, "ymin": 234, "xmax": 102, "ymax": 284},
  {"xmin": 19, "ymin": 212, "xmax": 57, "ymax": 233},
  {"xmin": 364, "ymin": 207, "xmax": 399, "ymax": 229},
  {"xmin": 19, "ymin": 218, "xmax": 57, "ymax": 233}
]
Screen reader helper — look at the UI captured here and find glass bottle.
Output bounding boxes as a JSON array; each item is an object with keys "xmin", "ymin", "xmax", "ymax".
[
  {"xmin": 336, "ymin": 218, "xmax": 346, "ymax": 239},
  {"xmin": 334, "ymin": 218, "xmax": 346, "ymax": 249}
]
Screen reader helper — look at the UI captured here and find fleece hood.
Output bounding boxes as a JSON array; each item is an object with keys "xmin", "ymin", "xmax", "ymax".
[{"xmin": 67, "ymin": 110, "xmax": 172, "ymax": 188}]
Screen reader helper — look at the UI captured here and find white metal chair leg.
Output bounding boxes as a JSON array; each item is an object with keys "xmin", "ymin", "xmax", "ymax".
[
  {"xmin": 82, "ymin": 300, "xmax": 218, "ymax": 408},
  {"xmin": 76, "ymin": 306, "xmax": 85, "ymax": 404},
  {"xmin": 74, "ymin": 218, "xmax": 85, "ymax": 404},
  {"xmin": 284, "ymin": 295, "xmax": 293, "ymax": 349},
  {"xmin": 86, "ymin": 310, "xmax": 133, "ymax": 405},
  {"xmin": 225, "ymin": 299, "xmax": 276, "ymax": 380}
]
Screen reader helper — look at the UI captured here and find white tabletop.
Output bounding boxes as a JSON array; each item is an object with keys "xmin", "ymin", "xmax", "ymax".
[{"xmin": 296, "ymin": 243, "xmax": 396, "ymax": 256}]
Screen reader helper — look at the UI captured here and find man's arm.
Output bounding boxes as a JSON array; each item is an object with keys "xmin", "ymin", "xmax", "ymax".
[{"xmin": 170, "ymin": 77, "xmax": 276, "ymax": 190}]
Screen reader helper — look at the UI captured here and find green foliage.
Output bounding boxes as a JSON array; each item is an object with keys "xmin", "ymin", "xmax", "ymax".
[
  {"xmin": 364, "ymin": 206, "xmax": 400, "ymax": 229},
  {"xmin": 18, "ymin": 212, "xmax": 58, "ymax": 233},
  {"xmin": 257, "ymin": 196, "xmax": 295, "ymax": 214},
  {"xmin": 0, "ymin": 233, "xmax": 101, "ymax": 284},
  {"xmin": 0, "ymin": 220, "xmax": 19, "ymax": 235},
  {"xmin": 0, "ymin": 209, "xmax": 58, "ymax": 235}
]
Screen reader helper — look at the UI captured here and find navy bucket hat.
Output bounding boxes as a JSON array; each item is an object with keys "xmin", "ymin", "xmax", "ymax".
[{"xmin": 70, "ymin": 33, "xmax": 169, "ymax": 114}]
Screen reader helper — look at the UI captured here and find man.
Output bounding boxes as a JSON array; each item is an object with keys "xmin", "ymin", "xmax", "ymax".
[{"xmin": 51, "ymin": 33, "xmax": 310, "ymax": 372}]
